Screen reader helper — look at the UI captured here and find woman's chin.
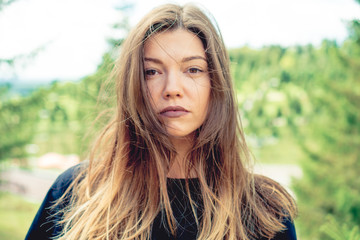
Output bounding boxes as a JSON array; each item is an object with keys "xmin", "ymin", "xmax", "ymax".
[{"xmin": 166, "ymin": 130, "xmax": 195, "ymax": 141}]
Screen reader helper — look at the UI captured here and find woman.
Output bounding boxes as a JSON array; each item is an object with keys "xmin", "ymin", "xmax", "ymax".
[{"xmin": 26, "ymin": 4, "xmax": 297, "ymax": 240}]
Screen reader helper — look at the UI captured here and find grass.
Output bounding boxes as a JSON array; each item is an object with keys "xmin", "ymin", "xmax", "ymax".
[{"xmin": 0, "ymin": 191, "xmax": 40, "ymax": 240}]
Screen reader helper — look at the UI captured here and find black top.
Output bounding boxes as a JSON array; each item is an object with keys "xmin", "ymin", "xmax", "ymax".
[{"xmin": 26, "ymin": 165, "xmax": 297, "ymax": 240}]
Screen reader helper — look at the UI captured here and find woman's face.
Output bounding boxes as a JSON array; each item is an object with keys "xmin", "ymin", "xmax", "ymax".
[{"xmin": 144, "ymin": 29, "xmax": 211, "ymax": 139}]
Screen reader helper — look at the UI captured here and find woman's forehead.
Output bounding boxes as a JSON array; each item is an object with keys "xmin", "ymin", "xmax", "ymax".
[{"xmin": 143, "ymin": 29, "xmax": 206, "ymax": 61}]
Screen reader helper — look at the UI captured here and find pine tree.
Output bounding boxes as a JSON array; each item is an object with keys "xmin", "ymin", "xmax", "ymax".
[{"xmin": 291, "ymin": 16, "xmax": 360, "ymax": 240}]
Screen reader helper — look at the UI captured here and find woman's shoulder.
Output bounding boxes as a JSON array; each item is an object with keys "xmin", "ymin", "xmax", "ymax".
[
  {"xmin": 49, "ymin": 161, "xmax": 88, "ymax": 199},
  {"xmin": 25, "ymin": 162, "xmax": 88, "ymax": 240},
  {"xmin": 252, "ymin": 174, "xmax": 298, "ymax": 239},
  {"xmin": 253, "ymin": 173, "xmax": 289, "ymax": 192},
  {"xmin": 270, "ymin": 217, "xmax": 297, "ymax": 240},
  {"xmin": 253, "ymin": 173, "xmax": 297, "ymax": 212}
]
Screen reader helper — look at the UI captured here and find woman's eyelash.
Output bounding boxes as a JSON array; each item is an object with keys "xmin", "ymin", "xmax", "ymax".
[
  {"xmin": 145, "ymin": 68, "xmax": 203, "ymax": 76},
  {"xmin": 188, "ymin": 67, "xmax": 203, "ymax": 73},
  {"xmin": 145, "ymin": 69, "xmax": 157, "ymax": 75}
]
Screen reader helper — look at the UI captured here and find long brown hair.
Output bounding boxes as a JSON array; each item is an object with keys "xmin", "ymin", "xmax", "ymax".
[{"xmin": 55, "ymin": 4, "xmax": 296, "ymax": 240}]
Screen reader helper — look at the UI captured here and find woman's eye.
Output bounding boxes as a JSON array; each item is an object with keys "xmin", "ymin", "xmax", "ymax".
[
  {"xmin": 145, "ymin": 69, "xmax": 157, "ymax": 76},
  {"xmin": 188, "ymin": 68, "xmax": 203, "ymax": 74}
]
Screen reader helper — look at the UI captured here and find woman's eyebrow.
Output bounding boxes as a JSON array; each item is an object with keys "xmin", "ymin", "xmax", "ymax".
[
  {"xmin": 144, "ymin": 57, "xmax": 163, "ymax": 64},
  {"xmin": 182, "ymin": 56, "xmax": 207, "ymax": 63},
  {"xmin": 144, "ymin": 56, "xmax": 207, "ymax": 64}
]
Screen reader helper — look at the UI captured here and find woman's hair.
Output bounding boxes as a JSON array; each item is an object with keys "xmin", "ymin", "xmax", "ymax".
[{"xmin": 54, "ymin": 4, "xmax": 297, "ymax": 240}]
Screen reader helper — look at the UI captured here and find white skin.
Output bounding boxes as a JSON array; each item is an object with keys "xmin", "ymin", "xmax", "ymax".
[{"xmin": 144, "ymin": 29, "xmax": 211, "ymax": 178}]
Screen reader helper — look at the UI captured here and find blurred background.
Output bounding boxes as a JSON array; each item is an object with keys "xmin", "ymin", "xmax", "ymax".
[{"xmin": 0, "ymin": 0, "xmax": 359, "ymax": 239}]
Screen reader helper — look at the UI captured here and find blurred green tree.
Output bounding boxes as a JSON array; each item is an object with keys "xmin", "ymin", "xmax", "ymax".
[
  {"xmin": 291, "ymin": 15, "xmax": 360, "ymax": 240},
  {"xmin": 0, "ymin": 2, "xmax": 130, "ymax": 162},
  {"xmin": 0, "ymin": 86, "xmax": 43, "ymax": 164},
  {"xmin": 26, "ymin": 3, "xmax": 131, "ymax": 158},
  {"xmin": 228, "ymin": 6, "xmax": 360, "ymax": 238},
  {"xmin": 0, "ymin": 0, "xmax": 44, "ymax": 164}
]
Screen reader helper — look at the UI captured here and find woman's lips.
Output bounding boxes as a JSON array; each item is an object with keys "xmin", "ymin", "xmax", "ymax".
[{"xmin": 160, "ymin": 106, "xmax": 189, "ymax": 118}]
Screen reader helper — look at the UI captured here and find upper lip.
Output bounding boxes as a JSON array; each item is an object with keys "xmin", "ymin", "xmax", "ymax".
[{"xmin": 160, "ymin": 106, "xmax": 189, "ymax": 114}]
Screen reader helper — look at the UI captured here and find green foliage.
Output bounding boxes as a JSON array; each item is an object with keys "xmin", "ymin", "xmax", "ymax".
[
  {"xmin": 320, "ymin": 215, "xmax": 360, "ymax": 240},
  {"xmin": 0, "ymin": 53, "xmax": 117, "ymax": 162},
  {"xmin": 291, "ymin": 23, "xmax": 360, "ymax": 240},
  {"xmin": 32, "ymin": 53, "xmax": 116, "ymax": 158},
  {"xmin": 0, "ymin": 2, "xmax": 128, "ymax": 162},
  {"xmin": 228, "ymin": 16, "xmax": 360, "ymax": 240},
  {"xmin": 0, "ymin": 85, "xmax": 42, "ymax": 162}
]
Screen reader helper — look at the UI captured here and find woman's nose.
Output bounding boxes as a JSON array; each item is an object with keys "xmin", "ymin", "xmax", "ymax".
[{"xmin": 163, "ymin": 71, "xmax": 183, "ymax": 98}]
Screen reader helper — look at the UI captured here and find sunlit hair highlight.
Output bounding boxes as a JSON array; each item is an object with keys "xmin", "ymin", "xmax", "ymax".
[{"xmin": 54, "ymin": 4, "xmax": 296, "ymax": 240}]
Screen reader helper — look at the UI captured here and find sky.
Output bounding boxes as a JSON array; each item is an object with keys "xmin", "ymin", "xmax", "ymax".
[{"xmin": 0, "ymin": 0, "xmax": 359, "ymax": 83}]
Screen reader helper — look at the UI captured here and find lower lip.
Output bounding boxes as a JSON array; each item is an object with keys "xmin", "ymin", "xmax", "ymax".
[{"xmin": 160, "ymin": 110, "xmax": 188, "ymax": 118}]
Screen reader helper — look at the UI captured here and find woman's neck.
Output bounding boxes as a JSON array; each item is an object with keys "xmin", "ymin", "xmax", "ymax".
[{"xmin": 166, "ymin": 136, "xmax": 197, "ymax": 179}]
